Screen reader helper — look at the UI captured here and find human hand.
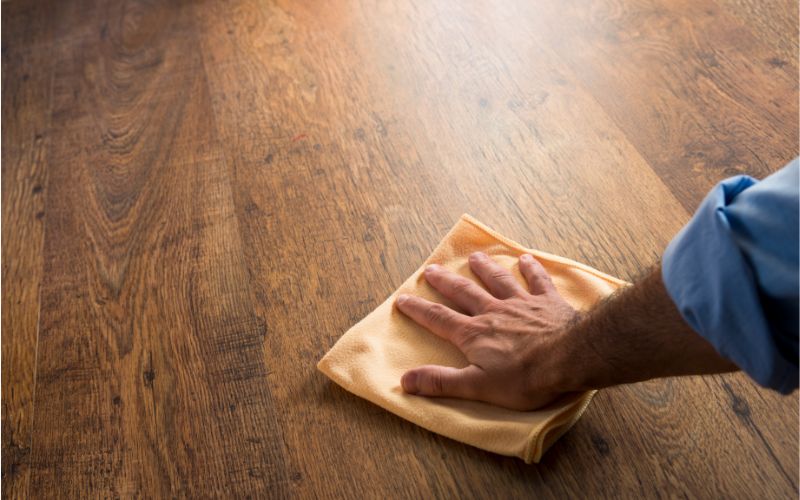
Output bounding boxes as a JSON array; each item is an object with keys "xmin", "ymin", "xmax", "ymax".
[{"xmin": 395, "ymin": 252, "xmax": 580, "ymax": 411}]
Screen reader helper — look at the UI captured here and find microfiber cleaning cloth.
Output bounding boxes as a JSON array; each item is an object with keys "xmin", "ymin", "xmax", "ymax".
[{"xmin": 318, "ymin": 214, "xmax": 627, "ymax": 463}]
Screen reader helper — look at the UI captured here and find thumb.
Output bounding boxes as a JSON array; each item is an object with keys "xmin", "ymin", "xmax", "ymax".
[{"xmin": 401, "ymin": 365, "xmax": 483, "ymax": 399}]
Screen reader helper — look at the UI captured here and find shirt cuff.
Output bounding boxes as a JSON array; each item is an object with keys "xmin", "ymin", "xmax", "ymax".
[{"xmin": 662, "ymin": 176, "xmax": 797, "ymax": 394}]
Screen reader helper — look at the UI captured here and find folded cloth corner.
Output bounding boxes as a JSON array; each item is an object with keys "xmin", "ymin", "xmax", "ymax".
[{"xmin": 318, "ymin": 214, "xmax": 627, "ymax": 463}]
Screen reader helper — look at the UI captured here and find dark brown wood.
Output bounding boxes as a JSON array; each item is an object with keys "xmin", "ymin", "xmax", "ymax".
[
  {"xmin": 3, "ymin": 0, "xmax": 797, "ymax": 497},
  {"xmin": 12, "ymin": 1, "xmax": 287, "ymax": 497},
  {"xmin": 2, "ymin": 2, "xmax": 55, "ymax": 499}
]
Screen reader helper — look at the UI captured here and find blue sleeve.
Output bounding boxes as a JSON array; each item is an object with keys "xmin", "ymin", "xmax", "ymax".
[{"xmin": 662, "ymin": 158, "xmax": 799, "ymax": 394}]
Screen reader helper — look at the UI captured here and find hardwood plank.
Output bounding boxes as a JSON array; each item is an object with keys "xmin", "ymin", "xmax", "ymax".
[
  {"xmin": 3, "ymin": 0, "xmax": 796, "ymax": 497},
  {"xmin": 716, "ymin": 0, "xmax": 798, "ymax": 64},
  {"xmin": 25, "ymin": 1, "xmax": 287, "ymax": 496},
  {"xmin": 502, "ymin": 0, "xmax": 798, "ymax": 210},
  {"xmin": 395, "ymin": 3, "xmax": 797, "ymax": 496},
  {"xmin": 1, "ymin": 2, "xmax": 55, "ymax": 498},
  {"xmin": 191, "ymin": 3, "xmax": 466, "ymax": 497},
  {"xmin": 312, "ymin": 0, "xmax": 688, "ymax": 277},
  {"xmin": 193, "ymin": 0, "xmax": 796, "ymax": 497},
  {"xmin": 482, "ymin": 0, "xmax": 799, "ymax": 488},
  {"xmin": 396, "ymin": 2, "xmax": 798, "ymax": 494}
]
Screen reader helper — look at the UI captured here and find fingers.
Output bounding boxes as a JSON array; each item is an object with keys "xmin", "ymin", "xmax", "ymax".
[
  {"xmin": 423, "ymin": 264, "xmax": 494, "ymax": 315},
  {"xmin": 519, "ymin": 254, "xmax": 556, "ymax": 295},
  {"xmin": 396, "ymin": 294, "xmax": 471, "ymax": 345},
  {"xmin": 468, "ymin": 252, "xmax": 525, "ymax": 299},
  {"xmin": 401, "ymin": 364, "xmax": 484, "ymax": 399}
]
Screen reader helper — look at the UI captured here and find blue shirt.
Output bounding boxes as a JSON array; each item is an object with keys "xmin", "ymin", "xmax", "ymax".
[{"xmin": 662, "ymin": 158, "xmax": 799, "ymax": 394}]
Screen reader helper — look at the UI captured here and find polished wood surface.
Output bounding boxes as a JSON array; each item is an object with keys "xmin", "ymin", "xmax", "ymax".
[{"xmin": 2, "ymin": 0, "xmax": 797, "ymax": 497}]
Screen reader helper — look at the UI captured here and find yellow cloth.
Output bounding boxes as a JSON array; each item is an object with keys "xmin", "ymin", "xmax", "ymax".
[{"xmin": 318, "ymin": 214, "xmax": 627, "ymax": 463}]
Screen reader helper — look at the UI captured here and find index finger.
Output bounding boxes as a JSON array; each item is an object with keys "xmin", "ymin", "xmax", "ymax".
[
  {"xmin": 424, "ymin": 264, "xmax": 494, "ymax": 315},
  {"xmin": 395, "ymin": 294, "xmax": 470, "ymax": 347}
]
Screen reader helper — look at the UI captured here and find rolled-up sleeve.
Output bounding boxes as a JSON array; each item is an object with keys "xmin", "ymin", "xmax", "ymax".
[{"xmin": 662, "ymin": 158, "xmax": 799, "ymax": 394}]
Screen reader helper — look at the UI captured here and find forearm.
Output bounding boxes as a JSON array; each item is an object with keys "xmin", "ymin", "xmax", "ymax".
[{"xmin": 562, "ymin": 264, "xmax": 739, "ymax": 392}]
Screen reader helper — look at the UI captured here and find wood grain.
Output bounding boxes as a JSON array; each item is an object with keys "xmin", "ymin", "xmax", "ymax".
[
  {"xmin": 506, "ymin": 0, "xmax": 798, "ymax": 210},
  {"xmin": 20, "ymin": 0, "xmax": 287, "ymax": 496},
  {"xmin": 1, "ymin": 2, "xmax": 54, "ymax": 498},
  {"xmin": 2, "ymin": 0, "xmax": 797, "ymax": 497},
  {"xmin": 717, "ymin": 0, "xmax": 798, "ymax": 64}
]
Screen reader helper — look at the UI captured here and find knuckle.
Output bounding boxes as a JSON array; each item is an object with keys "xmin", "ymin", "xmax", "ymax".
[
  {"xmin": 536, "ymin": 269, "xmax": 554, "ymax": 284},
  {"xmin": 490, "ymin": 271, "xmax": 512, "ymax": 282},
  {"xmin": 485, "ymin": 317, "xmax": 502, "ymax": 335},
  {"xmin": 467, "ymin": 316, "xmax": 499, "ymax": 337},
  {"xmin": 492, "ymin": 272, "xmax": 522, "ymax": 293},
  {"xmin": 424, "ymin": 303, "xmax": 447, "ymax": 323},
  {"xmin": 481, "ymin": 298, "xmax": 506, "ymax": 314},
  {"xmin": 450, "ymin": 278, "xmax": 473, "ymax": 295},
  {"xmin": 427, "ymin": 371, "xmax": 444, "ymax": 395},
  {"xmin": 460, "ymin": 321, "xmax": 484, "ymax": 342}
]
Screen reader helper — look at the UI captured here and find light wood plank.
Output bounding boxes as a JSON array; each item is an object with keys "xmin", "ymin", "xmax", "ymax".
[{"xmin": 25, "ymin": 1, "xmax": 288, "ymax": 496}]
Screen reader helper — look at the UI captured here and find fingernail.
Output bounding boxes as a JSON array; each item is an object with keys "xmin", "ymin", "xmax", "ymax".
[
  {"xmin": 425, "ymin": 264, "xmax": 440, "ymax": 273},
  {"xmin": 402, "ymin": 371, "xmax": 419, "ymax": 394},
  {"xmin": 470, "ymin": 252, "xmax": 486, "ymax": 261},
  {"xmin": 520, "ymin": 254, "xmax": 533, "ymax": 262},
  {"xmin": 397, "ymin": 294, "xmax": 409, "ymax": 305}
]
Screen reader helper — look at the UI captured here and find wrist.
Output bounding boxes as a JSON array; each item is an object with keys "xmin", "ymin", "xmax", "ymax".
[{"xmin": 555, "ymin": 310, "xmax": 621, "ymax": 392}]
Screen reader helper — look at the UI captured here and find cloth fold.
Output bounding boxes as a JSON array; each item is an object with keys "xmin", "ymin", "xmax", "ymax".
[{"xmin": 318, "ymin": 214, "xmax": 627, "ymax": 463}]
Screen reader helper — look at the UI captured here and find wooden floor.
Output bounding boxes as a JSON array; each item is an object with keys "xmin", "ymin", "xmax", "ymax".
[{"xmin": 2, "ymin": 0, "xmax": 798, "ymax": 497}]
